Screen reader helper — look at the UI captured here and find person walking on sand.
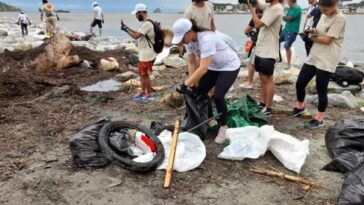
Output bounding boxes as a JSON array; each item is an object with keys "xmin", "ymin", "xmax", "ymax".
[
  {"xmin": 279, "ymin": 0, "xmax": 302, "ymax": 70},
  {"xmin": 247, "ymin": 0, "xmax": 284, "ymax": 116},
  {"xmin": 239, "ymin": 9, "xmax": 263, "ymax": 89},
  {"xmin": 18, "ymin": 10, "xmax": 31, "ymax": 36},
  {"xmin": 290, "ymin": 0, "xmax": 346, "ymax": 129},
  {"xmin": 90, "ymin": 2, "xmax": 104, "ymax": 37},
  {"xmin": 120, "ymin": 3, "xmax": 156, "ymax": 104},
  {"xmin": 40, "ymin": 1, "xmax": 60, "ymax": 38},
  {"xmin": 172, "ymin": 18, "xmax": 240, "ymax": 144}
]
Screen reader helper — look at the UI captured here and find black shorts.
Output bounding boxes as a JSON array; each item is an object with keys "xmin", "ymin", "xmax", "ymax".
[
  {"xmin": 91, "ymin": 19, "xmax": 102, "ymax": 28},
  {"xmin": 254, "ymin": 55, "xmax": 276, "ymax": 76}
]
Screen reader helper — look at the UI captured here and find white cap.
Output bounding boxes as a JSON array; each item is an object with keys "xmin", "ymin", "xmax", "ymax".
[
  {"xmin": 92, "ymin": 2, "xmax": 98, "ymax": 7},
  {"xmin": 171, "ymin": 18, "xmax": 192, "ymax": 45},
  {"xmin": 131, "ymin": 3, "xmax": 147, "ymax": 14}
]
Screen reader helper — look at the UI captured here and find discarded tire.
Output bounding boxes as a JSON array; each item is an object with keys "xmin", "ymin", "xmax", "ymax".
[{"xmin": 98, "ymin": 121, "xmax": 164, "ymax": 172}]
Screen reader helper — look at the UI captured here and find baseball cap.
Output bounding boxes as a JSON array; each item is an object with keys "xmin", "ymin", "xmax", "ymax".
[
  {"xmin": 131, "ymin": 3, "xmax": 147, "ymax": 14},
  {"xmin": 171, "ymin": 18, "xmax": 192, "ymax": 45},
  {"xmin": 92, "ymin": 2, "xmax": 98, "ymax": 7}
]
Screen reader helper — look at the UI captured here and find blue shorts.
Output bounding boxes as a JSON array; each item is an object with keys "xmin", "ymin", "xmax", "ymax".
[{"xmin": 279, "ymin": 30, "xmax": 298, "ymax": 49}]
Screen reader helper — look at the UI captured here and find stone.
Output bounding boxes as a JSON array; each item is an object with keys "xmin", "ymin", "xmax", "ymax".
[
  {"xmin": 32, "ymin": 33, "xmax": 79, "ymax": 73},
  {"xmin": 123, "ymin": 79, "xmax": 141, "ymax": 87},
  {"xmin": 100, "ymin": 57, "xmax": 119, "ymax": 71},
  {"xmin": 308, "ymin": 81, "xmax": 361, "ymax": 94},
  {"xmin": 124, "ymin": 43, "xmax": 138, "ymax": 53},
  {"xmin": 115, "ymin": 71, "xmax": 137, "ymax": 82},
  {"xmin": 162, "ymin": 28, "xmax": 173, "ymax": 47},
  {"xmin": 360, "ymin": 89, "xmax": 364, "ymax": 100},
  {"xmin": 306, "ymin": 91, "xmax": 358, "ymax": 109},
  {"xmin": 153, "ymin": 65, "xmax": 166, "ymax": 71},
  {"xmin": 274, "ymin": 67, "xmax": 300, "ymax": 85},
  {"xmin": 14, "ymin": 43, "xmax": 32, "ymax": 51},
  {"xmin": 163, "ymin": 55, "xmax": 187, "ymax": 68},
  {"xmin": 81, "ymin": 60, "xmax": 93, "ymax": 69},
  {"xmin": 0, "ymin": 29, "xmax": 8, "ymax": 37}
]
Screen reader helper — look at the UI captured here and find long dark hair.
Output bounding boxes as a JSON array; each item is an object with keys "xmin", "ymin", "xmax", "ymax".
[{"xmin": 190, "ymin": 19, "xmax": 211, "ymax": 32}]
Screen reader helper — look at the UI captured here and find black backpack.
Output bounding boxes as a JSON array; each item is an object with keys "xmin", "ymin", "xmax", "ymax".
[
  {"xmin": 145, "ymin": 19, "xmax": 164, "ymax": 54},
  {"xmin": 330, "ymin": 65, "xmax": 364, "ymax": 88}
]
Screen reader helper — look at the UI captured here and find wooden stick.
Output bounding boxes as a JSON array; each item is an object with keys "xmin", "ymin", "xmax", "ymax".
[
  {"xmin": 250, "ymin": 166, "xmax": 320, "ymax": 188},
  {"xmin": 163, "ymin": 119, "xmax": 180, "ymax": 188}
]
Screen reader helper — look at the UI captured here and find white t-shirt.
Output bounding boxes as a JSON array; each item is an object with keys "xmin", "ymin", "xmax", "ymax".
[
  {"xmin": 137, "ymin": 20, "xmax": 156, "ymax": 62},
  {"xmin": 184, "ymin": 1, "xmax": 214, "ymax": 30},
  {"xmin": 185, "ymin": 31, "xmax": 240, "ymax": 72},
  {"xmin": 255, "ymin": 3, "xmax": 284, "ymax": 59},
  {"xmin": 18, "ymin": 14, "xmax": 29, "ymax": 24},
  {"xmin": 93, "ymin": 6, "xmax": 103, "ymax": 20},
  {"xmin": 306, "ymin": 12, "xmax": 346, "ymax": 73}
]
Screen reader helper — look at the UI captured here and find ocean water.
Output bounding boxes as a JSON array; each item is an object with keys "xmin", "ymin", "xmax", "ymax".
[{"xmin": 1, "ymin": 12, "xmax": 363, "ymax": 64}]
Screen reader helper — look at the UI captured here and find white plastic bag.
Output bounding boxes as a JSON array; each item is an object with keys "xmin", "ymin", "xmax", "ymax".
[
  {"xmin": 157, "ymin": 130, "xmax": 206, "ymax": 172},
  {"xmin": 218, "ymin": 125, "xmax": 309, "ymax": 174}
]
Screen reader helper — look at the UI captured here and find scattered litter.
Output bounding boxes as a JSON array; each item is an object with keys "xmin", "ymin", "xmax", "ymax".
[
  {"xmin": 100, "ymin": 57, "xmax": 119, "ymax": 71},
  {"xmin": 306, "ymin": 91, "xmax": 358, "ymax": 109},
  {"xmin": 157, "ymin": 130, "xmax": 206, "ymax": 172},
  {"xmin": 273, "ymin": 95, "xmax": 284, "ymax": 102},
  {"xmin": 218, "ymin": 125, "xmax": 309, "ymax": 173},
  {"xmin": 81, "ymin": 79, "xmax": 121, "ymax": 92}
]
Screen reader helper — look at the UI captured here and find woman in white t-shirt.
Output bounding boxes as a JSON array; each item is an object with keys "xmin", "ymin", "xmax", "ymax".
[
  {"xmin": 172, "ymin": 18, "xmax": 240, "ymax": 144},
  {"xmin": 290, "ymin": 0, "xmax": 346, "ymax": 129}
]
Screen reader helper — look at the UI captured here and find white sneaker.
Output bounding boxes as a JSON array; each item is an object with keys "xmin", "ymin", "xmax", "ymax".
[{"xmin": 215, "ymin": 126, "xmax": 227, "ymax": 144}]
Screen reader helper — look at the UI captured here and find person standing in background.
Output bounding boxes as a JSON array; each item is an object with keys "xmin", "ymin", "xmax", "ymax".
[
  {"xmin": 184, "ymin": 0, "xmax": 216, "ymax": 31},
  {"xmin": 18, "ymin": 10, "xmax": 31, "ymax": 36},
  {"xmin": 290, "ymin": 0, "xmax": 346, "ymax": 129},
  {"xmin": 279, "ymin": 0, "xmax": 302, "ymax": 69},
  {"xmin": 300, "ymin": 0, "xmax": 321, "ymax": 55},
  {"xmin": 248, "ymin": 0, "xmax": 284, "ymax": 116},
  {"xmin": 40, "ymin": 1, "xmax": 60, "ymax": 38},
  {"xmin": 120, "ymin": 3, "xmax": 156, "ymax": 104},
  {"xmin": 90, "ymin": 2, "xmax": 104, "ymax": 37},
  {"xmin": 239, "ymin": 9, "xmax": 263, "ymax": 89}
]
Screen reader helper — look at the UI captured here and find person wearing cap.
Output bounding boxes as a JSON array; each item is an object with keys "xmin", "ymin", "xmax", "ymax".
[
  {"xmin": 18, "ymin": 10, "xmax": 31, "ymax": 36},
  {"xmin": 247, "ymin": 0, "xmax": 284, "ymax": 117},
  {"xmin": 290, "ymin": 0, "xmax": 346, "ymax": 129},
  {"xmin": 41, "ymin": 2, "xmax": 60, "ymax": 38},
  {"xmin": 172, "ymin": 18, "xmax": 240, "ymax": 144},
  {"xmin": 90, "ymin": 2, "xmax": 104, "ymax": 37},
  {"xmin": 120, "ymin": 3, "xmax": 156, "ymax": 104}
]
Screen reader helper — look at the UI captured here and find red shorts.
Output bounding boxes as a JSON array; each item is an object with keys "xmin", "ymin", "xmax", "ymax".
[{"xmin": 138, "ymin": 61, "xmax": 154, "ymax": 75}]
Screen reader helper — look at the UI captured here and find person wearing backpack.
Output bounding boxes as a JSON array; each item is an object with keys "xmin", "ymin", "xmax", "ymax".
[
  {"xmin": 120, "ymin": 3, "xmax": 158, "ymax": 104},
  {"xmin": 290, "ymin": 0, "xmax": 346, "ymax": 129}
]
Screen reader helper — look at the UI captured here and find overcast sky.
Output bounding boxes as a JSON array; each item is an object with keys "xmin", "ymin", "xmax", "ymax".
[{"xmin": 2, "ymin": 0, "xmax": 359, "ymax": 12}]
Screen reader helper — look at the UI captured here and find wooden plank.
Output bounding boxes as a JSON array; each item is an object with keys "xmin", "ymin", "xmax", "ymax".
[{"xmin": 163, "ymin": 119, "xmax": 180, "ymax": 188}]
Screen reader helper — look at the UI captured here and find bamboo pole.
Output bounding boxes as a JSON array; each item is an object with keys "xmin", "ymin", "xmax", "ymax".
[
  {"xmin": 163, "ymin": 119, "xmax": 180, "ymax": 188},
  {"xmin": 250, "ymin": 166, "xmax": 320, "ymax": 188}
]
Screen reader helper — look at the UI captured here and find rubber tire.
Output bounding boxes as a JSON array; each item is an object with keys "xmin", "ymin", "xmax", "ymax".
[{"xmin": 98, "ymin": 121, "xmax": 165, "ymax": 172}]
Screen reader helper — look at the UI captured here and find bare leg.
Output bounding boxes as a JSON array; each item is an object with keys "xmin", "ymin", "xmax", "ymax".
[
  {"xmin": 286, "ymin": 48, "xmax": 292, "ymax": 67},
  {"xmin": 261, "ymin": 74, "xmax": 275, "ymax": 108},
  {"xmin": 259, "ymin": 73, "xmax": 267, "ymax": 105}
]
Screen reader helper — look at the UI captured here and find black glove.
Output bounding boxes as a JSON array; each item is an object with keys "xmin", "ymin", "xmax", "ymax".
[
  {"xmin": 120, "ymin": 19, "xmax": 129, "ymax": 32},
  {"xmin": 176, "ymin": 83, "xmax": 188, "ymax": 94}
]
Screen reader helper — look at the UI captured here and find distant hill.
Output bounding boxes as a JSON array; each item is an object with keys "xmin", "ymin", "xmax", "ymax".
[{"xmin": 0, "ymin": 2, "xmax": 20, "ymax": 12}]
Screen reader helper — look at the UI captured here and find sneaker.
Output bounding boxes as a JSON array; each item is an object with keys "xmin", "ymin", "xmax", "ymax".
[
  {"xmin": 138, "ymin": 95, "xmax": 155, "ymax": 104},
  {"xmin": 262, "ymin": 108, "xmax": 272, "ymax": 117},
  {"xmin": 258, "ymin": 102, "xmax": 266, "ymax": 109},
  {"xmin": 132, "ymin": 93, "xmax": 144, "ymax": 100},
  {"xmin": 304, "ymin": 119, "xmax": 324, "ymax": 130},
  {"xmin": 215, "ymin": 126, "xmax": 227, "ymax": 144},
  {"xmin": 289, "ymin": 107, "xmax": 307, "ymax": 117},
  {"xmin": 285, "ymin": 65, "xmax": 292, "ymax": 70}
]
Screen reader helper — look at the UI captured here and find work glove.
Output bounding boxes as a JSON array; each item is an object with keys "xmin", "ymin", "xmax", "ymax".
[
  {"xmin": 176, "ymin": 83, "xmax": 188, "ymax": 94},
  {"xmin": 120, "ymin": 19, "xmax": 129, "ymax": 32}
]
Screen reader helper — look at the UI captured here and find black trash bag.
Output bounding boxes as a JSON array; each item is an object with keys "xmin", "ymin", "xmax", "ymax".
[
  {"xmin": 323, "ymin": 151, "xmax": 364, "ymax": 173},
  {"xmin": 69, "ymin": 118, "xmax": 111, "ymax": 169},
  {"xmin": 323, "ymin": 118, "xmax": 364, "ymax": 204},
  {"xmin": 338, "ymin": 164, "xmax": 364, "ymax": 205},
  {"xmin": 330, "ymin": 65, "xmax": 364, "ymax": 88},
  {"xmin": 109, "ymin": 129, "xmax": 133, "ymax": 154},
  {"xmin": 324, "ymin": 118, "xmax": 364, "ymax": 161},
  {"xmin": 182, "ymin": 91, "xmax": 211, "ymax": 139}
]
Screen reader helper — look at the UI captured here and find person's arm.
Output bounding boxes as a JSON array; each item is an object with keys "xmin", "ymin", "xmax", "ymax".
[
  {"xmin": 250, "ymin": 6, "xmax": 265, "ymax": 28},
  {"xmin": 210, "ymin": 17, "xmax": 216, "ymax": 32},
  {"xmin": 185, "ymin": 56, "xmax": 213, "ymax": 87},
  {"xmin": 310, "ymin": 36, "xmax": 334, "ymax": 45},
  {"xmin": 310, "ymin": 16, "xmax": 345, "ymax": 45},
  {"xmin": 27, "ymin": 17, "xmax": 31, "ymax": 25},
  {"xmin": 121, "ymin": 21, "xmax": 146, "ymax": 39},
  {"xmin": 102, "ymin": 13, "xmax": 104, "ymax": 23},
  {"xmin": 244, "ymin": 26, "xmax": 253, "ymax": 35},
  {"xmin": 187, "ymin": 53, "xmax": 198, "ymax": 78},
  {"xmin": 40, "ymin": 10, "xmax": 44, "ymax": 21}
]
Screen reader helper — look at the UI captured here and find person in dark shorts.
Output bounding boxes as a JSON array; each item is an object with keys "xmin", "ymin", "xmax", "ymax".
[
  {"xmin": 17, "ymin": 10, "xmax": 31, "ymax": 36},
  {"xmin": 90, "ymin": 2, "xmax": 104, "ymax": 37}
]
